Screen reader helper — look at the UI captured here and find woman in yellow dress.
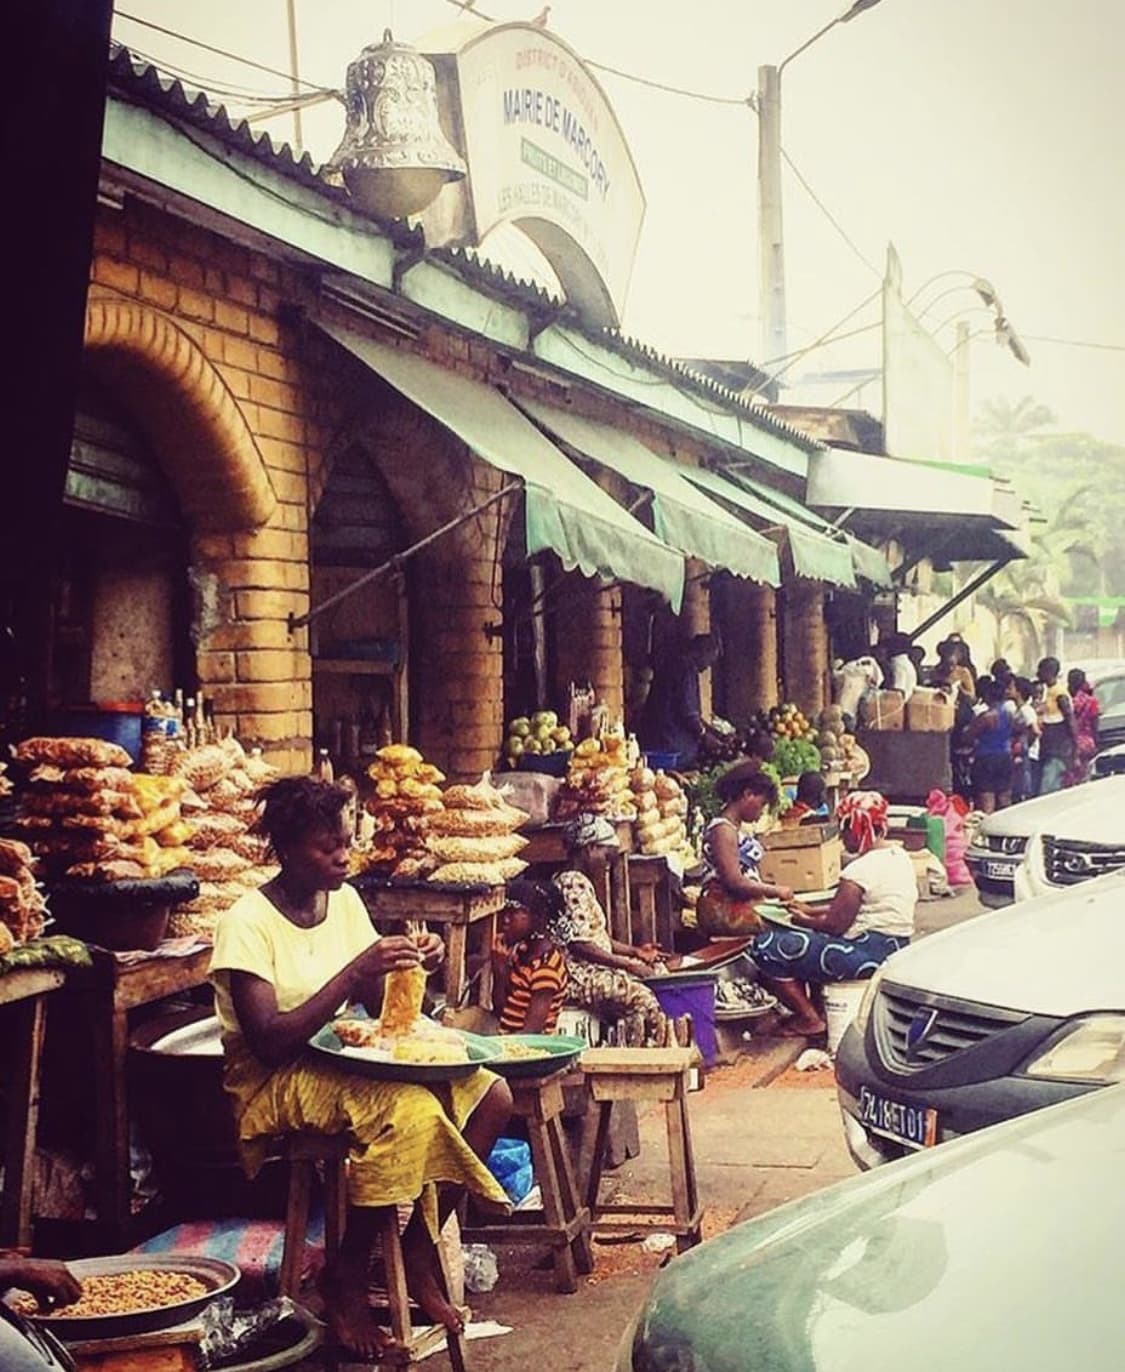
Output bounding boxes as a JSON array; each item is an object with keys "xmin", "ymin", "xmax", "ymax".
[{"xmin": 209, "ymin": 776, "xmax": 511, "ymax": 1358}]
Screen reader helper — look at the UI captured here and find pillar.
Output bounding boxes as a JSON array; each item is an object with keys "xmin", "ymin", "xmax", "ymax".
[
  {"xmin": 720, "ymin": 581, "xmax": 779, "ymax": 721},
  {"xmin": 682, "ymin": 559, "xmax": 713, "ymax": 717},
  {"xmin": 782, "ymin": 581, "xmax": 829, "ymax": 715},
  {"xmin": 552, "ymin": 575, "xmax": 625, "ymax": 725}
]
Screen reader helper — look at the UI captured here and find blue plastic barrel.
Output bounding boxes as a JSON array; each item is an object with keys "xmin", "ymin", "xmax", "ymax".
[{"xmin": 646, "ymin": 971, "xmax": 719, "ymax": 1065}]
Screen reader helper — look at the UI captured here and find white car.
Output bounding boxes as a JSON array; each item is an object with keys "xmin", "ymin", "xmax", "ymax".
[
  {"xmin": 836, "ymin": 868, "xmax": 1125, "ymax": 1168},
  {"xmin": 965, "ymin": 774, "xmax": 1125, "ymax": 905}
]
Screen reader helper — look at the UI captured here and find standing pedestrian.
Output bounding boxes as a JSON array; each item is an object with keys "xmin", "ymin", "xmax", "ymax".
[
  {"xmin": 1036, "ymin": 657, "xmax": 1076, "ymax": 794},
  {"xmin": 1010, "ymin": 676, "xmax": 1040, "ymax": 802},
  {"xmin": 1064, "ymin": 668, "xmax": 1099, "ymax": 786},
  {"xmin": 969, "ymin": 677, "xmax": 1014, "ymax": 812}
]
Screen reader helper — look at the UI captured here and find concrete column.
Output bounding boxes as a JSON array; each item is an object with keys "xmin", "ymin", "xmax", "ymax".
[
  {"xmin": 682, "ymin": 559, "xmax": 713, "ymax": 717},
  {"xmin": 553, "ymin": 575, "xmax": 625, "ymax": 725}
]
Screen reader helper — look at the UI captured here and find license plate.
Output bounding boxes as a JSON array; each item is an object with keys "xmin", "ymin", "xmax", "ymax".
[
  {"xmin": 983, "ymin": 859, "xmax": 1016, "ymax": 880},
  {"xmin": 858, "ymin": 1086, "xmax": 938, "ymax": 1149}
]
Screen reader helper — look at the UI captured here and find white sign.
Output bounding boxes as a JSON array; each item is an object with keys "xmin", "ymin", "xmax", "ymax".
[
  {"xmin": 442, "ymin": 24, "xmax": 646, "ymax": 327},
  {"xmin": 882, "ymin": 245, "xmax": 955, "ymax": 464}
]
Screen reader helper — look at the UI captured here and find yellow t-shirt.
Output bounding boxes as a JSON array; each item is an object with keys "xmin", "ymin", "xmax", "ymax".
[{"xmin": 209, "ymin": 882, "xmax": 377, "ymax": 1068}]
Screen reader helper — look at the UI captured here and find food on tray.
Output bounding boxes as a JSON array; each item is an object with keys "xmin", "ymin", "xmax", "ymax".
[
  {"xmin": 426, "ymin": 833, "xmax": 527, "ymax": 865},
  {"xmin": 10, "ymin": 1269, "xmax": 209, "ymax": 1319},
  {"xmin": 15, "ymin": 736, "xmax": 133, "ymax": 770},
  {"xmin": 330, "ymin": 1015, "xmax": 470, "ymax": 1065},
  {"xmin": 428, "ymin": 857, "xmax": 526, "ymax": 886},
  {"xmin": 504, "ymin": 710, "xmax": 572, "ymax": 767},
  {"xmin": 496, "ymin": 1039, "xmax": 547, "ymax": 1059}
]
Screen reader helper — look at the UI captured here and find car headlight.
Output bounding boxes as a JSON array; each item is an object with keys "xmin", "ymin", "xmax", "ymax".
[
  {"xmin": 1022, "ymin": 1014, "xmax": 1125, "ymax": 1083},
  {"xmin": 851, "ymin": 965, "xmax": 887, "ymax": 1037}
]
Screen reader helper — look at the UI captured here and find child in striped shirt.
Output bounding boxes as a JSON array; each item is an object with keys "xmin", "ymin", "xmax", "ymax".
[{"xmin": 492, "ymin": 880, "xmax": 568, "ymax": 1035}]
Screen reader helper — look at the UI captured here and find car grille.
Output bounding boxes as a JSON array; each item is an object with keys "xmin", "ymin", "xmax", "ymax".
[
  {"xmin": 982, "ymin": 833, "xmax": 1028, "ymax": 856},
  {"xmin": 1043, "ymin": 836, "xmax": 1125, "ymax": 886},
  {"xmin": 874, "ymin": 984, "xmax": 1028, "ymax": 1073}
]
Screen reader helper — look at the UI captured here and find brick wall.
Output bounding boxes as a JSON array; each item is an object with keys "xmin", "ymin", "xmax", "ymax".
[
  {"xmin": 782, "ymin": 582, "xmax": 830, "ymax": 715},
  {"xmin": 89, "ymin": 202, "xmax": 322, "ymax": 771}
]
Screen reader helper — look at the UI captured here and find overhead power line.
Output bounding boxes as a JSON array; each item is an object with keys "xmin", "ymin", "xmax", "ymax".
[
  {"xmin": 115, "ymin": 10, "xmax": 336, "ymax": 93},
  {"xmin": 1023, "ymin": 334, "xmax": 1125, "ymax": 354}
]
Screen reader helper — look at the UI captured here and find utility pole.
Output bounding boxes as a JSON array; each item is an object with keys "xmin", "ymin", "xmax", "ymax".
[
  {"xmin": 757, "ymin": 64, "xmax": 785, "ymax": 400},
  {"xmin": 285, "ymin": 0, "xmax": 304, "ymax": 153},
  {"xmin": 754, "ymin": 1, "xmax": 886, "ymax": 399}
]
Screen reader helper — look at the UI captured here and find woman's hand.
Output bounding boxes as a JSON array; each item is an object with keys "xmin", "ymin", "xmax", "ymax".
[
  {"xmin": 348, "ymin": 935, "xmax": 422, "ymax": 993},
  {"xmin": 415, "ymin": 930, "xmax": 445, "ymax": 972},
  {"xmin": 0, "ymin": 1257, "xmax": 82, "ymax": 1310},
  {"xmin": 622, "ymin": 957, "xmax": 655, "ymax": 978},
  {"xmin": 633, "ymin": 942, "xmax": 664, "ymax": 966},
  {"xmin": 772, "ymin": 884, "xmax": 795, "ymax": 904}
]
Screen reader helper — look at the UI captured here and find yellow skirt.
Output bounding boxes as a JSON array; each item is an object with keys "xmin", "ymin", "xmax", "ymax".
[{"xmin": 230, "ymin": 1053, "xmax": 509, "ymax": 1232}]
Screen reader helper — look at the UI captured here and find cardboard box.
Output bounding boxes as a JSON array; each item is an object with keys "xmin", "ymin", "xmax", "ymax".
[
  {"xmin": 859, "ymin": 690, "xmax": 905, "ymax": 732},
  {"xmin": 759, "ymin": 837, "xmax": 842, "ymax": 893},
  {"xmin": 762, "ymin": 822, "xmax": 839, "ymax": 851},
  {"xmin": 906, "ymin": 688, "xmax": 955, "ymax": 733}
]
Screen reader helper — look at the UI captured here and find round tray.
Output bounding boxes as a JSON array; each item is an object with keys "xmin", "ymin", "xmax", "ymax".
[
  {"xmin": 23, "ymin": 1253, "xmax": 239, "ymax": 1342},
  {"xmin": 464, "ymin": 1033, "xmax": 586, "ymax": 1079},
  {"xmin": 715, "ymin": 998, "xmax": 778, "ymax": 1021},
  {"xmin": 308, "ymin": 1024, "xmax": 500, "ymax": 1082}
]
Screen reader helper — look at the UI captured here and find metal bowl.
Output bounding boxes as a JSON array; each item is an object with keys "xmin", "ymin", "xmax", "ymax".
[{"xmin": 26, "ymin": 1253, "xmax": 240, "ymax": 1342}]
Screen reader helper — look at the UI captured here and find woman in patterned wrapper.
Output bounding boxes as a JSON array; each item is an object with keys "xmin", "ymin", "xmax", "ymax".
[
  {"xmin": 751, "ymin": 791, "xmax": 916, "ymax": 1037},
  {"xmin": 209, "ymin": 777, "xmax": 512, "ymax": 1359},
  {"xmin": 552, "ymin": 814, "xmax": 671, "ymax": 1047}
]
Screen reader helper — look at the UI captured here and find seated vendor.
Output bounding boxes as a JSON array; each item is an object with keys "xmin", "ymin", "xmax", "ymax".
[
  {"xmin": 784, "ymin": 770, "xmax": 829, "ymax": 825},
  {"xmin": 751, "ymin": 790, "xmax": 916, "ymax": 1037},
  {"xmin": 696, "ymin": 761, "xmax": 794, "ymax": 936},
  {"xmin": 491, "ymin": 879, "xmax": 568, "ymax": 1034},
  {"xmin": 209, "ymin": 776, "xmax": 512, "ymax": 1358},
  {"xmin": 639, "ymin": 633, "xmax": 721, "ymax": 769},
  {"xmin": 552, "ymin": 814, "xmax": 671, "ymax": 1047}
]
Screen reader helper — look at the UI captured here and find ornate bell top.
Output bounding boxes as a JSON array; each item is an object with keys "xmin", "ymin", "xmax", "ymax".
[{"xmin": 329, "ymin": 29, "xmax": 466, "ymax": 218}]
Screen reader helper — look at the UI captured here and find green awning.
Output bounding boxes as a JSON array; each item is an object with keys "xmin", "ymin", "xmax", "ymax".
[
  {"xmin": 683, "ymin": 467, "xmax": 857, "ymax": 588},
  {"xmin": 318, "ymin": 320, "xmax": 685, "ymax": 610},
  {"xmin": 718, "ymin": 467, "xmax": 892, "ymax": 588},
  {"xmin": 516, "ymin": 399, "xmax": 780, "ymax": 587}
]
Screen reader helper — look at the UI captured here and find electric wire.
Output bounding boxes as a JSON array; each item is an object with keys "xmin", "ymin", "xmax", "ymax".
[
  {"xmin": 115, "ymin": 10, "xmax": 336, "ymax": 94},
  {"xmin": 779, "ymin": 147, "xmax": 881, "ymax": 278},
  {"xmin": 1023, "ymin": 335, "xmax": 1125, "ymax": 354}
]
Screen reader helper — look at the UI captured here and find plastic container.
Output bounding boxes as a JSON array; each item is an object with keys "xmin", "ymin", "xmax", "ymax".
[
  {"xmin": 824, "ymin": 980, "xmax": 868, "ymax": 1055},
  {"xmin": 647, "ymin": 971, "xmax": 718, "ymax": 1065},
  {"xmin": 48, "ymin": 706, "xmax": 144, "ymax": 762},
  {"xmin": 516, "ymin": 750, "xmax": 572, "ymax": 777},
  {"xmin": 643, "ymin": 750, "xmax": 680, "ymax": 772}
]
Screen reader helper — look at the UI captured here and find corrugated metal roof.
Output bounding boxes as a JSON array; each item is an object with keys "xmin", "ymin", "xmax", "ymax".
[{"xmin": 105, "ymin": 44, "xmax": 822, "ymax": 456}]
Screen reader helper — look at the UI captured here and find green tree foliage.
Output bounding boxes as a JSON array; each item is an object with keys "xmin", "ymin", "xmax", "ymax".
[{"xmin": 972, "ymin": 396, "xmax": 1125, "ymax": 664}]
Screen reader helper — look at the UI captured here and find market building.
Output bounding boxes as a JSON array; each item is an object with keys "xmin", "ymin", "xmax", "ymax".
[{"xmin": 40, "ymin": 24, "xmax": 899, "ymax": 785}]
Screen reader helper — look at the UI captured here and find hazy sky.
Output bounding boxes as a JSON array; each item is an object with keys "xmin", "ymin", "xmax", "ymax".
[{"xmin": 111, "ymin": 0, "xmax": 1125, "ymax": 449}]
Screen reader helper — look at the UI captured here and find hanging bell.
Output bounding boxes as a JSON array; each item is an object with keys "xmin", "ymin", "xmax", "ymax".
[{"xmin": 328, "ymin": 29, "xmax": 467, "ymax": 221}]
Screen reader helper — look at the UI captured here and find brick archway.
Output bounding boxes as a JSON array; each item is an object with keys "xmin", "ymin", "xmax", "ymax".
[{"xmin": 83, "ymin": 291, "xmax": 276, "ymax": 531}]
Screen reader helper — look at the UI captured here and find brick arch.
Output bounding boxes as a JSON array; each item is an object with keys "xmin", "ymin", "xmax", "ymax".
[{"xmin": 83, "ymin": 291, "xmax": 276, "ymax": 531}]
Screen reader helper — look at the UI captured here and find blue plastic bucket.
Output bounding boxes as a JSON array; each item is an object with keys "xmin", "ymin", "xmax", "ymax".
[
  {"xmin": 48, "ymin": 707, "xmax": 144, "ymax": 763},
  {"xmin": 643, "ymin": 751, "xmax": 681, "ymax": 772},
  {"xmin": 647, "ymin": 971, "xmax": 719, "ymax": 1065}
]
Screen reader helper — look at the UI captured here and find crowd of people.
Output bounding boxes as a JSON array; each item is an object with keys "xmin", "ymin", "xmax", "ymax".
[{"xmin": 929, "ymin": 636, "xmax": 1098, "ymax": 812}]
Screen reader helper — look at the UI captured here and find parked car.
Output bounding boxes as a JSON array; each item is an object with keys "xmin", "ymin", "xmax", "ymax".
[
  {"xmin": 615, "ymin": 1083, "xmax": 1125, "ymax": 1372},
  {"xmin": 835, "ymin": 869, "xmax": 1125, "ymax": 1170},
  {"xmin": 1095, "ymin": 669, "xmax": 1125, "ymax": 751},
  {"xmin": 965, "ymin": 774, "xmax": 1125, "ymax": 905},
  {"xmin": 1012, "ymin": 776, "xmax": 1125, "ymax": 901}
]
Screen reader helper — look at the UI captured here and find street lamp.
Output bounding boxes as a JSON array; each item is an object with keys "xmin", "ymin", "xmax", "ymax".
[{"xmin": 757, "ymin": 0, "xmax": 887, "ymax": 393}]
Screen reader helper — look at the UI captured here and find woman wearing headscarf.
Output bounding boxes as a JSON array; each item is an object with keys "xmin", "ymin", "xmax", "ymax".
[
  {"xmin": 1064, "ymin": 668, "xmax": 1099, "ymax": 787},
  {"xmin": 751, "ymin": 791, "xmax": 916, "ymax": 1037},
  {"xmin": 552, "ymin": 814, "xmax": 670, "ymax": 1047}
]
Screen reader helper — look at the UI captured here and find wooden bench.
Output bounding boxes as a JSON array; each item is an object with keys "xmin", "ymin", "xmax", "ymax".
[
  {"xmin": 462, "ymin": 1067, "xmax": 593, "ymax": 1293},
  {"xmin": 580, "ymin": 1047, "xmax": 703, "ymax": 1254}
]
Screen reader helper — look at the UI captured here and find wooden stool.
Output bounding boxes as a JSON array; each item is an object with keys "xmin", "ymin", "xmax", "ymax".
[
  {"xmin": 462, "ymin": 1068, "xmax": 593, "ymax": 1293},
  {"xmin": 580, "ymin": 1047, "xmax": 703, "ymax": 1254},
  {"xmin": 278, "ymin": 1132, "xmax": 469, "ymax": 1369},
  {"xmin": 68, "ymin": 1325, "xmax": 203, "ymax": 1370},
  {"xmin": 627, "ymin": 856, "xmax": 676, "ymax": 950}
]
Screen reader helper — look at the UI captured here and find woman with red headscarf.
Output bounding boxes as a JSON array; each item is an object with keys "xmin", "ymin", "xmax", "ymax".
[{"xmin": 751, "ymin": 791, "xmax": 916, "ymax": 1036}]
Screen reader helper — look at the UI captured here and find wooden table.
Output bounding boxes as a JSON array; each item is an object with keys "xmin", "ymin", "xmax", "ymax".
[
  {"xmin": 521, "ymin": 819, "xmax": 635, "ymax": 943},
  {"xmin": 76, "ymin": 943, "xmax": 213, "ymax": 1249},
  {"xmin": 0, "ymin": 966, "xmax": 67, "ymax": 1248},
  {"xmin": 354, "ymin": 879, "xmax": 507, "ymax": 1010},
  {"xmin": 627, "ymin": 855, "xmax": 676, "ymax": 949}
]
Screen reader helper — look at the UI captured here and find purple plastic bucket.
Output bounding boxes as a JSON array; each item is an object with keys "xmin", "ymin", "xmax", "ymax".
[{"xmin": 647, "ymin": 972, "xmax": 719, "ymax": 1065}]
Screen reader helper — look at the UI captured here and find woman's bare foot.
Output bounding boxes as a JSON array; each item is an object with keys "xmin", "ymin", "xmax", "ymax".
[
  {"xmin": 402, "ymin": 1221, "xmax": 464, "ymax": 1334},
  {"xmin": 778, "ymin": 1016, "xmax": 826, "ymax": 1038},
  {"xmin": 319, "ymin": 1263, "xmax": 395, "ymax": 1359}
]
